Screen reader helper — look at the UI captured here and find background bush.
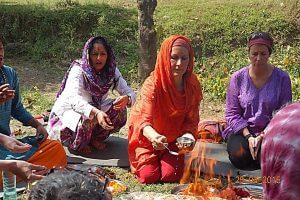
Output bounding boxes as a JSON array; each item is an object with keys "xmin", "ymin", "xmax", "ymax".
[{"xmin": 0, "ymin": 0, "xmax": 299, "ymax": 101}]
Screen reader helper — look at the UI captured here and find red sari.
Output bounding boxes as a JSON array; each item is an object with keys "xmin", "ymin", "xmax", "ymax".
[{"xmin": 128, "ymin": 35, "xmax": 202, "ymax": 183}]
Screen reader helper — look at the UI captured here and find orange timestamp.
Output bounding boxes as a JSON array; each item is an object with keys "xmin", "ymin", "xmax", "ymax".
[{"xmin": 236, "ymin": 175, "xmax": 281, "ymax": 184}]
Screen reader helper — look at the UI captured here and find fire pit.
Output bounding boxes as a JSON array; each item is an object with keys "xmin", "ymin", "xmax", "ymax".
[
  {"xmin": 173, "ymin": 142, "xmax": 263, "ymax": 200},
  {"xmin": 171, "ymin": 182, "xmax": 263, "ymax": 199}
]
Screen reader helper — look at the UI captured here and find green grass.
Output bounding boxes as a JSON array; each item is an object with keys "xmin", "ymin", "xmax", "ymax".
[
  {"xmin": 2, "ymin": 0, "xmax": 300, "ymax": 196},
  {"xmin": 22, "ymin": 86, "xmax": 53, "ymax": 115},
  {"xmin": 1, "ymin": 0, "xmax": 299, "ymax": 100}
]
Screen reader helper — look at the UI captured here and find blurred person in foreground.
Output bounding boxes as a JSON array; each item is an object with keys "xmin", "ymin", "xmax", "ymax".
[
  {"xmin": 261, "ymin": 102, "xmax": 300, "ymax": 200},
  {"xmin": 29, "ymin": 170, "xmax": 112, "ymax": 200}
]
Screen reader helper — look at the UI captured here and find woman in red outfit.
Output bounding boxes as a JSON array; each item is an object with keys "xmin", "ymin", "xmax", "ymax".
[{"xmin": 128, "ymin": 35, "xmax": 202, "ymax": 184}]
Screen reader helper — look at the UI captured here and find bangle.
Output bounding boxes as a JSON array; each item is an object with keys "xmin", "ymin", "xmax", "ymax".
[
  {"xmin": 95, "ymin": 111, "xmax": 101, "ymax": 118},
  {"xmin": 126, "ymin": 95, "xmax": 131, "ymax": 106},
  {"xmin": 245, "ymin": 134, "xmax": 253, "ymax": 140}
]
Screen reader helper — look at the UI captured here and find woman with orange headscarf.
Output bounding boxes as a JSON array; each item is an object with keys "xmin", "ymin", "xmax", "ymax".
[{"xmin": 128, "ymin": 35, "xmax": 202, "ymax": 184}]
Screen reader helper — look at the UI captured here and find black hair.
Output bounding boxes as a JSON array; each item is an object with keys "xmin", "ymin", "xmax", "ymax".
[
  {"xmin": 248, "ymin": 31, "xmax": 274, "ymax": 54},
  {"xmin": 0, "ymin": 35, "xmax": 4, "ymax": 46},
  {"xmin": 88, "ymin": 36, "xmax": 112, "ymax": 80},
  {"xmin": 28, "ymin": 170, "xmax": 111, "ymax": 200},
  {"xmin": 88, "ymin": 36, "xmax": 119, "ymax": 91}
]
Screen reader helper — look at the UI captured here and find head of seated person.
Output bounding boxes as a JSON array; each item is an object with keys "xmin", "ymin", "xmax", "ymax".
[{"xmin": 29, "ymin": 170, "xmax": 112, "ymax": 200}]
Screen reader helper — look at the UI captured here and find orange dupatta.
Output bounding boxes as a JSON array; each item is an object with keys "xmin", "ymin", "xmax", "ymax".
[{"xmin": 128, "ymin": 35, "xmax": 202, "ymax": 173}]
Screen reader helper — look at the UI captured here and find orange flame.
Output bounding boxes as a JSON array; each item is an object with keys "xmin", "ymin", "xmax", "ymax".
[
  {"xmin": 180, "ymin": 140, "xmax": 220, "ymax": 196},
  {"xmin": 179, "ymin": 140, "xmax": 250, "ymax": 199}
]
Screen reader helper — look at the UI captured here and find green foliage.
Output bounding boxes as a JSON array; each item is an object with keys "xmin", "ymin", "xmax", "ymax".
[
  {"xmin": 22, "ymin": 86, "xmax": 53, "ymax": 115},
  {"xmin": 271, "ymin": 45, "xmax": 300, "ymax": 102},
  {"xmin": 2, "ymin": 0, "xmax": 300, "ymax": 197},
  {"xmin": 155, "ymin": 0, "xmax": 299, "ymax": 100},
  {"xmin": 0, "ymin": 3, "xmax": 138, "ymax": 73},
  {"xmin": 156, "ymin": 1, "xmax": 299, "ymax": 57},
  {"xmin": 1, "ymin": 0, "xmax": 299, "ymax": 101}
]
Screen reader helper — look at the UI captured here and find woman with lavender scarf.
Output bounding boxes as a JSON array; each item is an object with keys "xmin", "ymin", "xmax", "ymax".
[
  {"xmin": 47, "ymin": 36, "xmax": 136, "ymax": 153},
  {"xmin": 222, "ymin": 32, "xmax": 292, "ymax": 170}
]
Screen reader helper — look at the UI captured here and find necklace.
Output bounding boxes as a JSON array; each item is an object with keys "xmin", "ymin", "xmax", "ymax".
[{"xmin": 0, "ymin": 67, "xmax": 7, "ymax": 84}]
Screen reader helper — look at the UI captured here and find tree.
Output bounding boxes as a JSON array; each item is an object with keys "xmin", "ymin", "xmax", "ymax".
[{"xmin": 137, "ymin": 0, "xmax": 157, "ymax": 80}]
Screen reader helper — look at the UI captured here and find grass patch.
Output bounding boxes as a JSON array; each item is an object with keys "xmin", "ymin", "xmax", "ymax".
[
  {"xmin": 1, "ymin": 0, "xmax": 299, "ymax": 100},
  {"xmin": 22, "ymin": 86, "xmax": 54, "ymax": 115},
  {"xmin": 2, "ymin": 0, "xmax": 300, "ymax": 196}
]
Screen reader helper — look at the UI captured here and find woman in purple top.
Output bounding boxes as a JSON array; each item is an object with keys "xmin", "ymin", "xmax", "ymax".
[{"xmin": 223, "ymin": 32, "xmax": 292, "ymax": 170}]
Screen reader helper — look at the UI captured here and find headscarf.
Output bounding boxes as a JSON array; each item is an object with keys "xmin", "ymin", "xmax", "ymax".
[
  {"xmin": 57, "ymin": 36, "xmax": 116, "ymax": 107},
  {"xmin": 248, "ymin": 38, "xmax": 273, "ymax": 49},
  {"xmin": 247, "ymin": 32, "xmax": 274, "ymax": 54},
  {"xmin": 261, "ymin": 103, "xmax": 300, "ymax": 200},
  {"xmin": 152, "ymin": 35, "xmax": 201, "ymax": 117}
]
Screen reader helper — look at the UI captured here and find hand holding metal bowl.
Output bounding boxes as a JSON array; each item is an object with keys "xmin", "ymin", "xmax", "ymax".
[{"xmin": 176, "ymin": 136, "xmax": 195, "ymax": 151}]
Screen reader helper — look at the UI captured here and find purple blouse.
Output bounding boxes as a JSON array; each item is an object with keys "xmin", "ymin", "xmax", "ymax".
[{"xmin": 222, "ymin": 66, "xmax": 292, "ymax": 140}]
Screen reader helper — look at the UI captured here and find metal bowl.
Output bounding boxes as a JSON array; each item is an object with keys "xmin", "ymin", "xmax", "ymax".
[{"xmin": 176, "ymin": 136, "xmax": 195, "ymax": 149}]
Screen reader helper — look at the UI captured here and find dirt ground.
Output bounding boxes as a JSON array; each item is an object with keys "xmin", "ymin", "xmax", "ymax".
[{"xmin": 7, "ymin": 59, "xmax": 226, "ymax": 135}]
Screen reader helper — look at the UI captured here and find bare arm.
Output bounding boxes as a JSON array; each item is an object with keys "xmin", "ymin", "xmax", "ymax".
[{"xmin": 26, "ymin": 118, "xmax": 48, "ymax": 143}]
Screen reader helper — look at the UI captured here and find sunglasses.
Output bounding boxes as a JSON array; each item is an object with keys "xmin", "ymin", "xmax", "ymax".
[{"xmin": 248, "ymin": 32, "xmax": 273, "ymax": 43}]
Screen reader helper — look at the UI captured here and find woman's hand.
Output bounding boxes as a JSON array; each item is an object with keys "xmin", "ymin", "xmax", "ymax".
[
  {"xmin": 95, "ymin": 110, "xmax": 114, "ymax": 130},
  {"xmin": 0, "ymin": 134, "xmax": 32, "ymax": 153},
  {"xmin": 248, "ymin": 134, "xmax": 263, "ymax": 160},
  {"xmin": 113, "ymin": 95, "xmax": 129, "ymax": 110},
  {"xmin": 254, "ymin": 133, "xmax": 264, "ymax": 158},
  {"xmin": 11, "ymin": 160, "xmax": 47, "ymax": 181},
  {"xmin": 150, "ymin": 134, "xmax": 168, "ymax": 150},
  {"xmin": 143, "ymin": 126, "xmax": 168, "ymax": 150},
  {"xmin": 36, "ymin": 125, "xmax": 48, "ymax": 143},
  {"xmin": 0, "ymin": 84, "xmax": 15, "ymax": 103}
]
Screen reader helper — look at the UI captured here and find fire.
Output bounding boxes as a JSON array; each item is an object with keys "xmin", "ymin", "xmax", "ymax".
[
  {"xmin": 179, "ymin": 141, "xmax": 251, "ymax": 199},
  {"xmin": 180, "ymin": 142, "xmax": 220, "ymax": 197},
  {"xmin": 181, "ymin": 142, "xmax": 217, "ymax": 184}
]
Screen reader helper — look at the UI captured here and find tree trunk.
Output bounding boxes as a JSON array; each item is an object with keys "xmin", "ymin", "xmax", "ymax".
[{"xmin": 137, "ymin": 0, "xmax": 157, "ymax": 80}]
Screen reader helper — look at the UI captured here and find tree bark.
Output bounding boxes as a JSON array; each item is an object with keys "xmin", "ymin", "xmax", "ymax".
[{"xmin": 137, "ymin": 0, "xmax": 157, "ymax": 80}]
